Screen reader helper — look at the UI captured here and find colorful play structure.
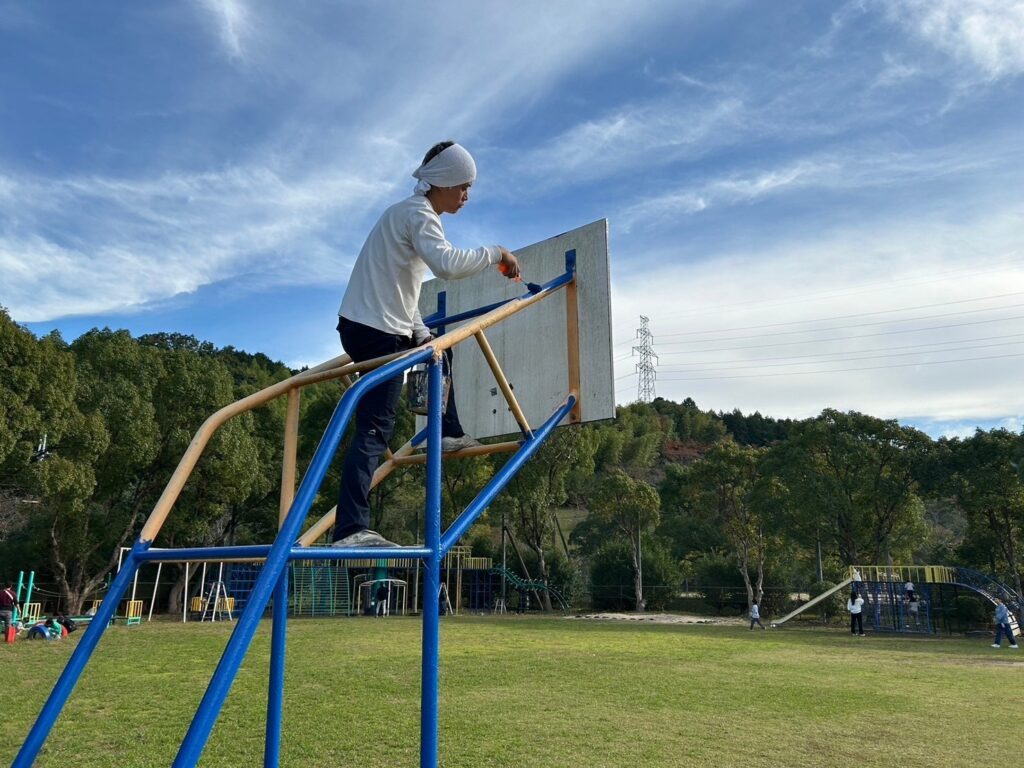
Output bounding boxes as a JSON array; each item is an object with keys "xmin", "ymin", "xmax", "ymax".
[
  {"xmin": 107, "ymin": 538, "xmax": 561, "ymax": 621},
  {"xmin": 772, "ymin": 564, "xmax": 1023, "ymax": 636},
  {"xmin": 15, "ymin": 221, "xmax": 614, "ymax": 768},
  {"xmin": 4, "ymin": 571, "xmax": 41, "ymax": 641}
]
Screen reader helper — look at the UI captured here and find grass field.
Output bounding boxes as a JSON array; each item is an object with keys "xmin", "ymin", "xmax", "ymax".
[{"xmin": 3, "ymin": 615, "xmax": 1021, "ymax": 767}]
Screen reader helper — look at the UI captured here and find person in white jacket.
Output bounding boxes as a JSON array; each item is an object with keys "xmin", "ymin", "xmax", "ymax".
[
  {"xmin": 848, "ymin": 592, "xmax": 865, "ymax": 636},
  {"xmin": 749, "ymin": 600, "xmax": 766, "ymax": 630},
  {"xmin": 333, "ymin": 141, "xmax": 520, "ymax": 549}
]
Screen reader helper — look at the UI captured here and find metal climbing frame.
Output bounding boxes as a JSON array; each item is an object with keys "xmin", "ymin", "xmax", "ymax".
[{"xmin": 14, "ymin": 253, "xmax": 581, "ymax": 768}]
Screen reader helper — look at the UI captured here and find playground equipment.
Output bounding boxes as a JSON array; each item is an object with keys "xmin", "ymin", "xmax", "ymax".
[
  {"xmin": 13, "ymin": 571, "xmax": 40, "ymax": 630},
  {"xmin": 15, "ymin": 220, "xmax": 613, "ymax": 768},
  {"xmin": 772, "ymin": 565, "xmax": 1023, "ymax": 635},
  {"xmin": 490, "ymin": 565, "xmax": 569, "ymax": 613}
]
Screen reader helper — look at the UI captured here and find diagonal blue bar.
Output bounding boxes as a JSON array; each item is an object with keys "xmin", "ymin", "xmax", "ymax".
[
  {"xmin": 172, "ymin": 346, "xmax": 433, "ymax": 768},
  {"xmin": 422, "ymin": 269, "xmax": 573, "ymax": 327},
  {"xmin": 439, "ymin": 394, "xmax": 577, "ymax": 557},
  {"xmin": 13, "ymin": 542, "xmax": 148, "ymax": 767}
]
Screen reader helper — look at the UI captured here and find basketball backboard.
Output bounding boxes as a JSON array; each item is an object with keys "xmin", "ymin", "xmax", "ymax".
[{"xmin": 417, "ymin": 219, "xmax": 614, "ymax": 440}]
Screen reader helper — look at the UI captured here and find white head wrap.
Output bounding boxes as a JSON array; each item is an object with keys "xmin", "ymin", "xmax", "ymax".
[{"xmin": 411, "ymin": 143, "xmax": 477, "ymax": 195}]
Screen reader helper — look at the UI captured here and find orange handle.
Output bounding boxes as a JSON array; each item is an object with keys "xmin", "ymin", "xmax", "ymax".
[{"xmin": 497, "ymin": 262, "xmax": 522, "ymax": 281}]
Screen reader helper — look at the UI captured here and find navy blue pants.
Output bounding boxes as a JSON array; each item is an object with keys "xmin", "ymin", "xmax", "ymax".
[{"xmin": 333, "ymin": 317, "xmax": 464, "ymax": 541}]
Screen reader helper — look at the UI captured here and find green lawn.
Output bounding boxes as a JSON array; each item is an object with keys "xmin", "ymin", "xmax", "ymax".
[{"xmin": 3, "ymin": 616, "xmax": 1021, "ymax": 767}]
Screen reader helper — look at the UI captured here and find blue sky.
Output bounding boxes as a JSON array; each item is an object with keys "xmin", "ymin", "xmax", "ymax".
[{"xmin": 2, "ymin": 1, "xmax": 1023, "ymax": 439}]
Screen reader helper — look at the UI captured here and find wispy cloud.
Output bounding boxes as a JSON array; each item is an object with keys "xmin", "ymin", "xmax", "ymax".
[
  {"xmin": 883, "ymin": 0, "xmax": 1024, "ymax": 80},
  {"xmin": 612, "ymin": 203, "xmax": 1024, "ymax": 422},
  {"xmin": 616, "ymin": 137, "xmax": 1016, "ymax": 233},
  {"xmin": 504, "ymin": 96, "xmax": 747, "ymax": 189},
  {"xmin": 0, "ymin": 162, "xmax": 387, "ymax": 321},
  {"xmin": 194, "ymin": 0, "xmax": 252, "ymax": 61}
]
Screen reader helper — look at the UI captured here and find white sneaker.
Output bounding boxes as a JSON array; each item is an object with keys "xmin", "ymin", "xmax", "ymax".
[
  {"xmin": 991, "ymin": 643, "xmax": 1001, "ymax": 648},
  {"xmin": 1011, "ymin": 645, "xmax": 1020, "ymax": 649},
  {"xmin": 442, "ymin": 435, "xmax": 482, "ymax": 452},
  {"xmin": 331, "ymin": 529, "xmax": 399, "ymax": 548}
]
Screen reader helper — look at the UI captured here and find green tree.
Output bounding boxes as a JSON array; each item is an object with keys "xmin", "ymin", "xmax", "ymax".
[
  {"xmin": 676, "ymin": 441, "xmax": 769, "ymax": 609},
  {"xmin": 771, "ymin": 409, "xmax": 930, "ymax": 569},
  {"xmin": 943, "ymin": 429, "xmax": 1024, "ymax": 603},
  {"xmin": 585, "ymin": 469, "xmax": 660, "ymax": 611},
  {"xmin": 493, "ymin": 425, "xmax": 598, "ymax": 610}
]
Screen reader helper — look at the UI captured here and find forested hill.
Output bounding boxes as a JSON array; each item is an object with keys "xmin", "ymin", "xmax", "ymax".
[{"xmin": 2, "ymin": 308, "xmax": 1022, "ymax": 615}]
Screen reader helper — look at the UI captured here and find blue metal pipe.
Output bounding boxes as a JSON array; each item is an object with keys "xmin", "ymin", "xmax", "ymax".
[
  {"xmin": 173, "ymin": 346, "xmax": 434, "ymax": 767},
  {"xmin": 13, "ymin": 542, "xmax": 148, "ymax": 767},
  {"xmin": 288, "ymin": 545, "xmax": 431, "ymax": 561},
  {"xmin": 138, "ymin": 544, "xmax": 434, "ymax": 563},
  {"xmin": 264, "ymin": 570, "xmax": 289, "ymax": 767},
  {"xmin": 440, "ymin": 395, "xmax": 577, "ymax": 556},
  {"xmin": 422, "ymin": 270, "xmax": 573, "ymax": 328},
  {"xmin": 420, "ymin": 356, "xmax": 444, "ymax": 768},
  {"xmin": 140, "ymin": 545, "xmax": 272, "ymax": 561}
]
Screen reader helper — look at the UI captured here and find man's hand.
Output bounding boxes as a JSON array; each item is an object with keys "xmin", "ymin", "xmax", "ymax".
[
  {"xmin": 497, "ymin": 247, "xmax": 521, "ymax": 279},
  {"xmin": 413, "ymin": 330, "xmax": 434, "ymax": 346}
]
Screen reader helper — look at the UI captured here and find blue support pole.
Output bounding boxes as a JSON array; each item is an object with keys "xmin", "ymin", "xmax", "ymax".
[
  {"xmin": 173, "ymin": 347, "xmax": 433, "ymax": 768},
  {"xmin": 440, "ymin": 395, "xmax": 577, "ymax": 556},
  {"xmin": 420, "ymin": 355, "xmax": 444, "ymax": 768},
  {"xmin": 13, "ymin": 543, "xmax": 147, "ymax": 768},
  {"xmin": 264, "ymin": 569, "xmax": 289, "ymax": 767}
]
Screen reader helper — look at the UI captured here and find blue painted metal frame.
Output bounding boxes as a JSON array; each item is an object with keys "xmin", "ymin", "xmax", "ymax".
[{"xmin": 15, "ymin": 257, "xmax": 580, "ymax": 768}]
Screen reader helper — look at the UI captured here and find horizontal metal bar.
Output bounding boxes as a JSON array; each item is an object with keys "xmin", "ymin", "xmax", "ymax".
[
  {"xmin": 290, "ymin": 546, "xmax": 432, "ymax": 561},
  {"xmin": 138, "ymin": 545, "xmax": 434, "ymax": 563}
]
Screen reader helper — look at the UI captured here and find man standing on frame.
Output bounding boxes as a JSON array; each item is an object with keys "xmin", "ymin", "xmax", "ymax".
[{"xmin": 332, "ymin": 141, "xmax": 520, "ymax": 549}]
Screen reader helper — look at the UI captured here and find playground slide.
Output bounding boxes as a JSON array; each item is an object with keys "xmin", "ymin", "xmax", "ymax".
[
  {"xmin": 771, "ymin": 578, "xmax": 853, "ymax": 628},
  {"xmin": 490, "ymin": 566, "xmax": 568, "ymax": 612},
  {"xmin": 950, "ymin": 568, "xmax": 1022, "ymax": 637}
]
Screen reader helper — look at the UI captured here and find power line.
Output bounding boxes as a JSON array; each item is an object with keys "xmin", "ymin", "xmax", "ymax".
[
  {"xmin": 657, "ymin": 332, "xmax": 1024, "ymax": 370},
  {"xmin": 659, "ymin": 338, "xmax": 1024, "ymax": 375},
  {"xmin": 610, "ymin": 258, "xmax": 1024, "ymax": 345},
  {"xmin": 659, "ymin": 351, "xmax": 1024, "ymax": 382},
  {"xmin": 656, "ymin": 312, "xmax": 1024, "ymax": 356},
  {"xmin": 615, "ymin": 253, "xmax": 1024, "ymax": 329},
  {"xmin": 655, "ymin": 291, "xmax": 1024, "ymax": 339},
  {"xmin": 658, "ymin": 302, "xmax": 1024, "ymax": 348}
]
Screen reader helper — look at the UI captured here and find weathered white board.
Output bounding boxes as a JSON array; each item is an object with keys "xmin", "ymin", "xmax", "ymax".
[{"xmin": 417, "ymin": 219, "xmax": 614, "ymax": 440}]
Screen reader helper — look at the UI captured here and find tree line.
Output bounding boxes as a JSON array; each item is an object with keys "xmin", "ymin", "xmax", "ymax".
[{"xmin": 1, "ymin": 307, "xmax": 1022, "ymax": 617}]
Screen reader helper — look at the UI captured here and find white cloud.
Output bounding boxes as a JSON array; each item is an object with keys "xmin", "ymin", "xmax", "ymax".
[
  {"xmin": 505, "ymin": 96, "xmax": 746, "ymax": 190},
  {"xmin": 0, "ymin": 163, "xmax": 388, "ymax": 321},
  {"xmin": 194, "ymin": 0, "xmax": 251, "ymax": 61},
  {"xmin": 884, "ymin": 0, "xmax": 1024, "ymax": 79},
  {"xmin": 612, "ymin": 205, "xmax": 1024, "ymax": 423}
]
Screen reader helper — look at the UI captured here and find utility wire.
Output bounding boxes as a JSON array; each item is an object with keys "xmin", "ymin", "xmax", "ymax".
[
  {"xmin": 657, "ymin": 313, "xmax": 1024, "ymax": 355},
  {"xmin": 657, "ymin": 332, "xmax": 1024, "ymax": 369},
  {"xmin": 659, "ymin": 351, "xmax": 1024, "ymax": 382},
  {"xmin": 612, "ymin": 253, "xmax": 1024, "ymax": 332},
  {"xmin": 659, "ymin": 302, "xmax": 1024, "ymax": 347},
  {"xmin": 655, "ymin": 291, "xmax": 1024, "ymax": 339},
  {"xmin": 658, "ymin": 338, "xmax": 1024, "ymax": 375},
  {"xmin": 611, "ymin": 258, "xmax": 1024, "ymax": 344}
]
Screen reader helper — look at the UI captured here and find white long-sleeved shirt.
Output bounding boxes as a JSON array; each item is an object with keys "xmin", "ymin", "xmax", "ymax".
[{"xmin": 338, "ymin": 194, "xmax": 500, "ymax": 337}]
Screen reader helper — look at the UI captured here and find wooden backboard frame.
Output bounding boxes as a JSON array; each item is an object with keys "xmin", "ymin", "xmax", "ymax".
[{"xmin": 417, "ymin": 219, "xmax": 614, "ymax": 440}]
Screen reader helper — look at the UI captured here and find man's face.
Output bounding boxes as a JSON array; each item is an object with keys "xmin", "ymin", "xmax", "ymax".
[{"xmin": 433, "ymin": 182, "xmax": 472, "ymax": 215}]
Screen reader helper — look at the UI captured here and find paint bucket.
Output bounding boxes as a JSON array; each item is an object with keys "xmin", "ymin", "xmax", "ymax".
[{"xmin": 406, "ymin": 365, "xmax": 450, "ymax": 415}]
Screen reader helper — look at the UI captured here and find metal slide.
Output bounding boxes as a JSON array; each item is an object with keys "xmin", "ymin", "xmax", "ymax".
[{"xmin": 771, "ymin": 578, "xmax": 853, "ymax": 628}]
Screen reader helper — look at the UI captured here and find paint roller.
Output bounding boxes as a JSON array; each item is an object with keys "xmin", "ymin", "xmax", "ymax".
[{"xmin": 498, "ymin": 262, "xmax": 543, "ymax": 294}]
